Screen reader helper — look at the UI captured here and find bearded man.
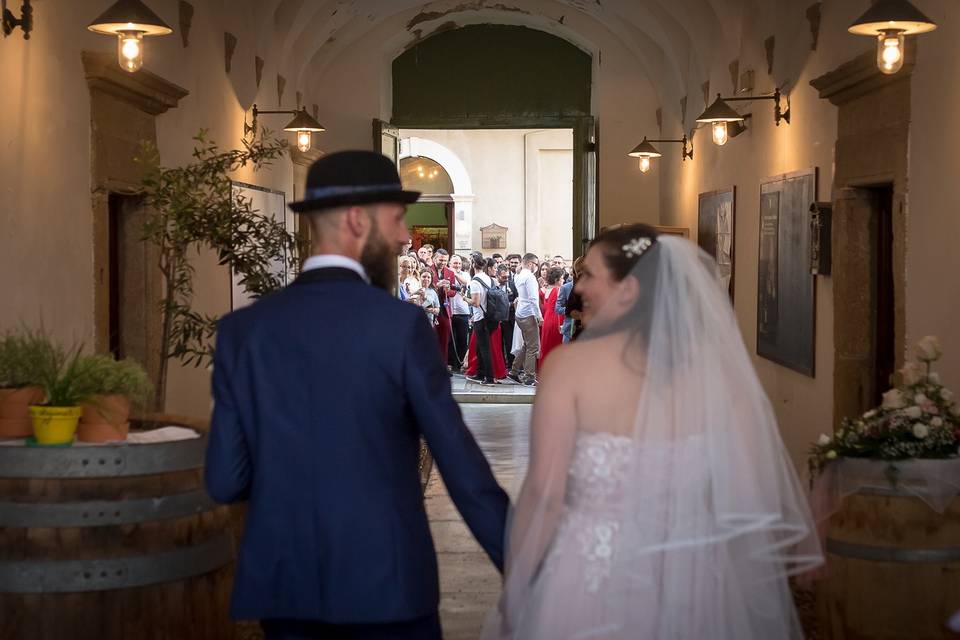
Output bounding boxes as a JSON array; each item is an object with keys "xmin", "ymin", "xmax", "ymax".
[{"xmin": 205, "ymin": 150, "xmax": 508, "ymax": 640}]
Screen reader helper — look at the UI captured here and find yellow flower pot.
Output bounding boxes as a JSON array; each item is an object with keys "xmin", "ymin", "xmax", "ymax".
[{"xmin": 29, "ymin": 406, "xmax": 82, "ymax": 445}]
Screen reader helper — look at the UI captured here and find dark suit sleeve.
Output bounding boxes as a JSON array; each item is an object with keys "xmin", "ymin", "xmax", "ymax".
[
  {"xmin": 204, "ymin": 317, "xmax": 253, "ymax": 503},
  {"xmin": 556, "ymin": 282, "xmax": 570, "ymax": 316},
  {"xmin": 402, "ymin": 310, "xmax": 510, "ymax": 571}
]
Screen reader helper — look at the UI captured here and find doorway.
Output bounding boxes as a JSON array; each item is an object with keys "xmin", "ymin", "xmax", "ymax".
[
  {"xmin": 386, "ymin": 23, "xmax": 597, "ymax": 258},
  {"xmin": 398, "ymin": 129, "xmax": 574, "ymax": 260},
  {"xmin": 106, "ymin": 192, "xmax": 153, "ymax": 365},
  {"xmin": 872, "ymin": 185, "xmax": 896, "ymax": 406}
]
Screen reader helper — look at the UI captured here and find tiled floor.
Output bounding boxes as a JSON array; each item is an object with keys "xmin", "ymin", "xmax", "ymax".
[
  {"xmin": 450, "ymin": 374, "xmax": 537, "ymax": 404},
  {"xmin": 427, "ymin": 404, "xmax": 531, "ymax": 639}
]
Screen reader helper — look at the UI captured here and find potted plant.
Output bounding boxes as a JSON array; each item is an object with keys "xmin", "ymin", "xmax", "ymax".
[
  {"xmin": 0, "ymin": 331, "xmax": 46, "ymax": 438},
  {"xmin": 27, "ymin": 336, "xmax": 97, "ymax": 446},
  {"xmin": 77, "ymin": 355, "xmax": 153, "ymax": 443}
]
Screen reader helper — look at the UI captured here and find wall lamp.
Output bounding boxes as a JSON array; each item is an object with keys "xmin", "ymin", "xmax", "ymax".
[
  {"xmin": 88, "ymin": 0, "xmax": 173, "ymax": 73},
  {"xmin": 848, "ymin": 0, "xmax": 936, "ymax": 75},
  {"xmin": 2, "ymin": 0, "xmax": 33, "ymax": 39},
  {"xmin": 696, "ymin": 89, "xmax": 789, "ymax": 147},
  {"xmin": 627, "ymin": 136, "xmax": 693, "ymax": 174},
  {"xmin": 244, "ymin": 105, "xmax": 326, "ymax": 153}
]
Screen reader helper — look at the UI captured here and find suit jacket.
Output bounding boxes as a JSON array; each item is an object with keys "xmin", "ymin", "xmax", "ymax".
[
  {"xmin": 506, "ymin": 275, "xmax": 519, "ymax": 322},
  {"xmin": 432, "ymin": 265, "xmax": 458, "ymax": 317},
  {"xmin": 205, "ymin": 267, "xmax": 509, "ymax": 623}
]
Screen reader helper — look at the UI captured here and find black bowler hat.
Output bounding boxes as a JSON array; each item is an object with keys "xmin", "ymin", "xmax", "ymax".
[{"xmin": 289, "ymin": 150, "xmax": 421, "ymax": 213}]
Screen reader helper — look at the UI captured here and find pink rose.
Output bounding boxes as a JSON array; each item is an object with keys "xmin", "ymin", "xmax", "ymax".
[{"xmin": 899, "ymin": 362, "xmax": 926, "ymax": 386}]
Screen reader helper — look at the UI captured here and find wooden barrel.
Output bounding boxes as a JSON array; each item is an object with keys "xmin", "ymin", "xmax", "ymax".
[
  {"xmin": 818, "ymin": 489, "xmax": 960, "ymax": 639},
  {"xmin": 0, "ymin": 418, "xmax": 236, "ymax": 640}
]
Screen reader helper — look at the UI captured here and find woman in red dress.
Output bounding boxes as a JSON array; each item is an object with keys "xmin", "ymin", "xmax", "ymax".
[{"xmin": 539, "ymin": 267, "xmax": 565, "ymax": 365}]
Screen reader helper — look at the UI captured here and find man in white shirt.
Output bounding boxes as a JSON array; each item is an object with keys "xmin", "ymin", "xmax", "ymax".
[
  {"xmin": 447, "ymin": 254, "xmax": 471, "ymax": 372},
  {"xmin": 508, "ymin": 253, "xmax": 542, "ymax": 386},
  {"xmin": 468, "ymin": 256, "xmax": 498, "ymax": 385}
]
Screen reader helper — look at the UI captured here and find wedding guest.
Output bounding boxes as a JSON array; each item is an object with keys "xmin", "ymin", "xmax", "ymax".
[
  {"xmin": 417, "ymin": 243, "xmax": 434, "ymax": 270},
  {"xmin": 399, "ymin": 257, "xmax": 422, "ymax": 302},
  {"xmin": 492, "ymin": 253, "xmax": 504, "ymax": 267},
  {"xmin": 398, "ymin": 257, "xmax": 415, "ymax": 302},
  {"xmin": 447, "ymin": 254, "xmax": 472, "ymax": 372},
  {"xmin": 506, "ymin": 254, "xmax": 521, "ymax": 275},
  {"xmin": 465, "ymin": 263, "xmax": 509, "ymax": 382},
  {"xmin": 467, "ymin": 256, "xmax": 498, "ymax": 385},
  {"xmin": 419, "ymin": 270, "xmax": 441, "ymax": 327},
  {"xmin": 432, "ymin": 249, "xmax": 457, "ymax": 367},
  {"xmin": 556, "ymin": 256, "xmax": 584, "ymax": 342},
  {"xmin": 537, "ymin": 263, "xmax": 548, "ymax": 314},
  {"xmin": 508, "ymin": 253, "xmax": 542, "ymax": 386},
  {"xmin": 539, "ymin": 267, "xmax": 565, "ymax": 365},
  {"xmin": 498, "ymin": 262, "xmax": 519, "ymax": 370},
  {"xmin": 552, "ymin": 255, "xmax": 571, "ymax": 283},
  {"xmin": 537, "ymin": 262, "xmax": 549, "ymax": 288}
]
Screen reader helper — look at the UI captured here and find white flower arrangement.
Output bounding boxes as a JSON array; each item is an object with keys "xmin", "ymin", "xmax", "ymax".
[{"xmin": 810, "ymin": 336, "xmax": 959, "ymax": 477}]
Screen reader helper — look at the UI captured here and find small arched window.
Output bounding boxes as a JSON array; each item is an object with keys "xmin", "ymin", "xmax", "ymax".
[{"xmin": 400, "ymin": 157, "xmax": 455, "ymax": 195}]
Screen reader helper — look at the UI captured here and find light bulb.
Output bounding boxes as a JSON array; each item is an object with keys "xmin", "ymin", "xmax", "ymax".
[
  {"xmin": 712, "ymin": 121, "xmax": 729, "ymax": 146},
  {"xmin": 877, "ymin": 31, "xmax": 905, "ymax": 75},
  {"xmin": 296, "ymin": 130, "xmax": 312, "ymax": 152},
  {"xmin": 118, "ymin": 31, "xmax": 144, "ymax": 72},
  {"xmin": 639, "ymin": 157, "xmax": 652, "ymax": 174}
]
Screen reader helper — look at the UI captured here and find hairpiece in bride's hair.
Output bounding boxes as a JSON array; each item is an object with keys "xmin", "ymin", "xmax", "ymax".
[{"xmin": 621, "ymin": 237, "xmax": 653, "ymax": 258}]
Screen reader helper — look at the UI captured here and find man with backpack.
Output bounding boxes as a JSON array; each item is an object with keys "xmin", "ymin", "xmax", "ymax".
[
  {"xmin": 507, "ymin": 253, "xmax": 543, "ymax": 387},
  {"xmin": 470, "ymin": 256, "xmax": 497, "ymax": 386}
]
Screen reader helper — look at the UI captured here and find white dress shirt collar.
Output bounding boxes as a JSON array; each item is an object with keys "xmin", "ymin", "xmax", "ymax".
[{"xmin": 301, "ymin": 254, "xmax": 369, "ymax": 283}]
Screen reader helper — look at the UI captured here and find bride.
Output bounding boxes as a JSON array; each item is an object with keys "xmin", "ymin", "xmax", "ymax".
[{"xmin": 484, "ymin": 224, "xmax": 823, "ymax": 639}]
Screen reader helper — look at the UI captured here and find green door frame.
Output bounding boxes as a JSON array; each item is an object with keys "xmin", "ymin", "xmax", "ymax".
[{"xmin": 382, "ymin": 115, "xmax": 599, "ymax": 259}]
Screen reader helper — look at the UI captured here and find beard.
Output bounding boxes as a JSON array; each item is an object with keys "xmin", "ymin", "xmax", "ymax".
[{"xmin": 360, "ymin": 221, "xmax": 398, "ymax": 292}]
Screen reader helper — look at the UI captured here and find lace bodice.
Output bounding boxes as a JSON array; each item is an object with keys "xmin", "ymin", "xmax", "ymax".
[
  {"xmin": 564, "ymin": 431, "xmax": 634, "ymax": 511},
  {"xmin": 545, "ymin": 432, "xmax": 635, "ymax": 594}
]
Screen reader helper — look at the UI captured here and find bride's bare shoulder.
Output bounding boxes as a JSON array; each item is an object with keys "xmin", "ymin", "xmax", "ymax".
[{"xmin": 542, "ymin": 334, "xmax": 631, "ymax": 380}]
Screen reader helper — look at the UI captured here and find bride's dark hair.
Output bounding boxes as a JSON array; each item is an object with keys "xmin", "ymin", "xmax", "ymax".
[
  {"xmin": 592, "ymin": 223, "xmax": 661, "ymax": 279},
  {"xmin": 584, "ymin": 224, "xmax": 662, "ymax": 367}
]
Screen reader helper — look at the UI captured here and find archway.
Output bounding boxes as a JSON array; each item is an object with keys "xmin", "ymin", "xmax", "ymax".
[
  {"xmin": 389, "ymin": 24, "xmax": 596, "ymax": 258},
  {"xmin": 400, "ymin": 137, "xmax": 475, "ymax": 252}
]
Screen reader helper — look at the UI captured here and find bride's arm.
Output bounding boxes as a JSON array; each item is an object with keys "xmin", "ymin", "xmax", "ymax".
[{"xmin": 503, "ymin": 348, "xmax": 578, "ymax": 598}]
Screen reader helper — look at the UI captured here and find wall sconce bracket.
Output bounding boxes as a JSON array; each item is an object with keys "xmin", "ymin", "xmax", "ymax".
[
  {"xmin": 724, "ymin": 88, "xmax": 790, "ymax": 126},
  {"xmin": 2, "ymin": 0, "xmax": 33, "ymax": 39}
]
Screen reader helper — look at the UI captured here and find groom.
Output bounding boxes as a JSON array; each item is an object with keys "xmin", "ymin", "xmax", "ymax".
[{"xmin": 205, "ymin": 151, "xmax": 509, "ymax": 639}]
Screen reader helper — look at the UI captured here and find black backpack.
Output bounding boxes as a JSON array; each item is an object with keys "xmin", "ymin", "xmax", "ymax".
[{"xmin": 472, "ymin": 277, "xmax": 510, "ymax": 323}]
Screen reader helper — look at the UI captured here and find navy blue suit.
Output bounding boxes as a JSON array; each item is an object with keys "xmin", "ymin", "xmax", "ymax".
[{"xmin": 205, "ymin": 267, "xmax": 509, "ymax": 631}]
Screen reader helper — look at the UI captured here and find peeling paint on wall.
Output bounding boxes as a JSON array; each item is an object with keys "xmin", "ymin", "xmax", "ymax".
[{"xmin": 406, "ymin": 2, "xmax": 531, "ymax": 31}]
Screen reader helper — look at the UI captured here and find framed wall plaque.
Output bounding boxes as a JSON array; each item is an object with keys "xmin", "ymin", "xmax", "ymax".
[
  {"xmin": 652, "ymin": 225, "xmax": 690, "ymax": 238},
  {"xmin": 757, "ymin": 169, "xmax": 817, "ymax": 377},
  {"xmin": 230, "ymin": 181, "xmax": 289, "ymax": 311},
  {"xmin": 698, "ymin": 187, "xmax": 736, "ymax": 302}
]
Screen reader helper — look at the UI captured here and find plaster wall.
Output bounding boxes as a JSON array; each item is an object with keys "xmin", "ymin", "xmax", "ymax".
[
  {"xmin": 661, "ymin": 0, "xmax": 960, "ymax": 471},
  {"xmin": 309, "ymin": 9, "xmax": 660, "ymax": 232},
  {"xmin": 0, "ymin": 0, "xmax": 321, "ymax": 418},
  {"xmin": 400, "ymin": 129, "xmax": 574, "ymax": 259}
]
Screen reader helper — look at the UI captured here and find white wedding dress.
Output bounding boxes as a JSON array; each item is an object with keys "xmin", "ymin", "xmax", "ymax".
[{"xmin": 485, "ymin": 236, "xmax": 822, "ymax": 640}]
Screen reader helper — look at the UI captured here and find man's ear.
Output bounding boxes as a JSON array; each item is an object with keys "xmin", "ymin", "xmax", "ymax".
[{"xmin": 344, "ymin": 205, "xmax": 372, "ymax": 239}]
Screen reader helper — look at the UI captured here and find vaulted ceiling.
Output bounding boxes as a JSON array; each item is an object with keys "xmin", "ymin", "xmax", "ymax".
[{"xmin": 239, "ymin": 0, "xmax": 761, "ymax": 106}]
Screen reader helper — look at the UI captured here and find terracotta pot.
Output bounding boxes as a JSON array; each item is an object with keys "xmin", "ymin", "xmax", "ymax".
[
  {"xmin": 78, "ymin": 395, "xmax": 131, "ymax": 443},
  {"xmin": 0, "ymin": 386, "xmax": 45, "ymax": 438}
]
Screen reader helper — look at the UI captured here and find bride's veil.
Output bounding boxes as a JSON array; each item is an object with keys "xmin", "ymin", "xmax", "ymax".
[{"xmin": 485, "ymin": 233, "xmax": 823, "ymax": 639}]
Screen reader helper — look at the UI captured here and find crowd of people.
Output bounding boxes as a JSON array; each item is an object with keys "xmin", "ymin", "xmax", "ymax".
[{"xmin": 398, "ymin": 244, "xmax": 583, "ymax": 386}]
